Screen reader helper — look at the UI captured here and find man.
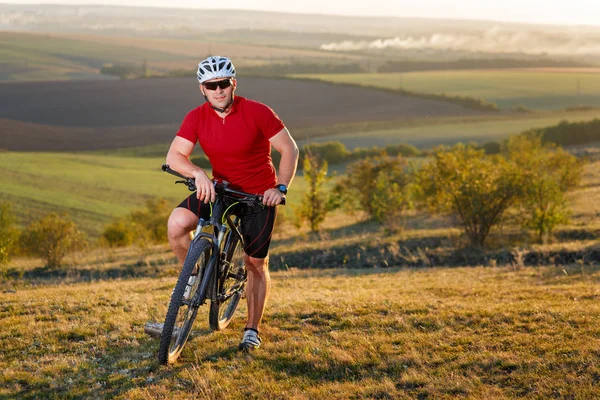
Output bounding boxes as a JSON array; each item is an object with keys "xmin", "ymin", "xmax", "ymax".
[{"xmin": 165, "ymin": 56, "xmax": 299, "ymax": 351}]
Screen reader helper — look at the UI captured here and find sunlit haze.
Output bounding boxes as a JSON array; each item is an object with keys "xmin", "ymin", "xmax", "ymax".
[{"xmin": 4, "ymin": 0, "xmax": 600, "ymax": 26}]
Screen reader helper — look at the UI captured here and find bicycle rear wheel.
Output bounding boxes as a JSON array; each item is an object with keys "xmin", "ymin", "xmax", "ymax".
[
  {"xmin": 209, "ymin": 234, "xmax": 246, "ymax": 331},
  {"xmin": 158, "ymin": 238, "xmax": 212, "ymax": 365}
]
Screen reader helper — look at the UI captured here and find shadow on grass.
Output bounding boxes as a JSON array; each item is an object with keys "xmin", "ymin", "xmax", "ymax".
[
  {"xmin": 6, "ymin": 333, "xmax": 190, "ymax": 399},
  {"xmin": 271, "ymin": 231, "xmax": 600, "ymax": 270},
  {"xmin": 1, "ymin": 257, "xmax": 180, "ymax": 285}
]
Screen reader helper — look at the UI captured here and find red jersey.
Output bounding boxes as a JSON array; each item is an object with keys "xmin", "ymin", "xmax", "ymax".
[{"xmin": 176, "ymin": 96, "xmax": 285, "ymax": 194}]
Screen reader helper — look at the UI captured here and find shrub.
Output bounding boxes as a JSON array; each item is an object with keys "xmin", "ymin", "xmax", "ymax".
[
  {"xmin": 101, "ymin": 198, "xmax": 172, "ymax": 249},
  {"xmin": 505, "ymin": 135, "xmax": 584, "ymax": 242},
  {"xmin": 481, "ymin": 140, "xmax": 502, "ymax": 155},
  {"xmin": 129, "ymin": 198, "xmax": 172, "ymax": 245},
  {"xmin": 416, "ymin": 144, "xmax": 523, "ymax": 248},
  {"xmin": 295, "ymin": 155, "xmax": 332, "ymax": 232},
  {"xmin": 20, "ymin": 213, "xmax": 87, "ymax": 269},
  {"xmin": 370, "ymin": 169, "xmax": 415, "ymax": 233},
  {"xmin": 0, "ymin": 202, "xmax": 19, "ymax": 266},
  {"xmin": 101, "ymin": 217, "xmax": 135, "ymax": 247},
  {"xmin": 523, "ymin": 118, "xmax": 600, "ymax": 147},
  {"xmin": 301, "ymin": 141, "xmax": 351, "ymax": 165},
  {"xmin": 384, "ymin": 143, "xmax": 421, "ymax": 157},
  {"xmin": 334, "ymin": 154, "xmax": 412, "ymax": 222}
]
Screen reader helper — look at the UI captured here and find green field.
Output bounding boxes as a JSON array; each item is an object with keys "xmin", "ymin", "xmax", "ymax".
[
  {"xmin": 308, "ymin": 110, "xmax": 600, "ymax": 149},
  {"xmin": 0, "ymin": 152, "xmax": 309, "ymax": 239},
  {"xmin": 1, "ymin": 109, "xmax": 599, "ymax": 239},
  {"xmin": 292, "ymin": 69, "xmax": 600, "ymax": 111}
]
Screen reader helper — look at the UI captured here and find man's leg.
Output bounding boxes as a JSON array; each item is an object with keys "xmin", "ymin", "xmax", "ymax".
[
  {"xmin": 244, "ymin": 254, "xmax": 270, "ymax": 331},
  {"xmin": 167, "ymin": 207, "xmax": 198, "ymax": 264}
]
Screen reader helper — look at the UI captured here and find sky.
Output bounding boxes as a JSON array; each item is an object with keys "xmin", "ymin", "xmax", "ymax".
[{"xmin": 4, "ymin": 0, "xmax": 600, "ymax": 27}]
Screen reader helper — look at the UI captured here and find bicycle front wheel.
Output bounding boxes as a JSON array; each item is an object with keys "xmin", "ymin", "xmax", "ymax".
[
  {"xmin": 209, "ymin": 235, "xmax": 246, "ymax": 331},
  {"xmin": 158, "ymin": 238, "xmax": 212, "ymax": 365}
]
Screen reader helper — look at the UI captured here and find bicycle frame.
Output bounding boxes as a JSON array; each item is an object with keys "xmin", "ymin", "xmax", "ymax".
[{"xmin": 188, "ymin": 195, "xmax": 243, "ymax": 308}]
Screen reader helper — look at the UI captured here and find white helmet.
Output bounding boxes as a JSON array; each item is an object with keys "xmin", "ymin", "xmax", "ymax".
[{"xmin": 196, "ymin": 56, "xmax": 236, "ymax": 84}]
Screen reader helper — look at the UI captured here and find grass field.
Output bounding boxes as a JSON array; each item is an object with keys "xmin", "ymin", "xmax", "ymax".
[
  {"xmin": 0, "ymin": 152, "xmax": 311, "ymax": 239},
  {"xmin": 1, "ymin": 264, "xmax": 599, "ymax": 399},
  {"xmin": 292, "ymin": 69, "xmax": 600, "ymax": 111}
]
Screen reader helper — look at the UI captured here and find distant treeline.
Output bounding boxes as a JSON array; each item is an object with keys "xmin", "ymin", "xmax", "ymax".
[
  {"xmin": 377, "ymin": 58, "xmax": 592, "ymax": 73},
  {"xmin": 100, "ymin": 62, "xmax": 148, "ymax": 79},
  {"xmin": 165, "ymin": 62, "xmax": 366, "ymax": 78},
  {"xmin": 481, "ymin": 118, "xmax": 600, "ymax": 154}
]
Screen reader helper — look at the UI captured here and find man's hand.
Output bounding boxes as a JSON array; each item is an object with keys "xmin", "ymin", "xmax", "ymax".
[
  {"xmin": 193, "ymin": 170, "xmax": 215, "ymax": 203},
  {"xmin": 263, "ymin": 188, "xmax": 285, "ymax": 206}
]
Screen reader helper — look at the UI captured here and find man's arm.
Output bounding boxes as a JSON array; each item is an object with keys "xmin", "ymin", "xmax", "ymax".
[
  {"xmin": 263, "ymin": 127, "xmax": 299, "ymax": 206},
  {"xmin": 166, "ymin": 136, "xmax": 215, "ymax": 203}
]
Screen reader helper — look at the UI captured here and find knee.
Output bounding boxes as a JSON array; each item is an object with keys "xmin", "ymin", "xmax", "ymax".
[
  {"xmin": 167, "ymin": 209, "xmax": 196, "ymax": 239},
  {"xmin": 244, "ymin": 254, "xmax": 269, "ymax": 274}
]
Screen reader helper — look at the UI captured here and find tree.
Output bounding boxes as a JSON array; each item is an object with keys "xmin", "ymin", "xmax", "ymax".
[
  {"xmin": 506, "ymin": 135, "xmax": 584, "ymax": 243},
  {"xmin": 370, "ymin": 168, "xmax": 414, "ymax": 233},
  {"xmin": 295, "ymin": 154, "xmax": 331, "ymax": 232},
  {"xmin": 129, "ymin": 198, "xmax": 171, "ymax": 244},
  {"xmin": 0, "ymin": 202, "xmax": 18, "ymax": 266},
  {"xmin": 101, "ymin": 217, "xmax": 135, "ymax": 247},
  {"xmin": 416, "ymin": 144, "xmax": 523, "ymax": 248},
  {"xmin": 21, "ymin": 213, "xmax": 87, "ymax": 269},
  {"xmin": 334, "ymin": 153, "xmax": 410, "ymax": 219}
]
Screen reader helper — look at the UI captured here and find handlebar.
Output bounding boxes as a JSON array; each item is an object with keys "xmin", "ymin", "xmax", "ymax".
[{"xmin": 162, "ymin": 164, "xmax": 285, "ymax": 206}]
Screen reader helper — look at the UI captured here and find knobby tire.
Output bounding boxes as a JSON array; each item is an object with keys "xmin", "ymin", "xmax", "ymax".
[{"xmin": 158, "ymin": 239, "xmax": 212, "ymax": 365}]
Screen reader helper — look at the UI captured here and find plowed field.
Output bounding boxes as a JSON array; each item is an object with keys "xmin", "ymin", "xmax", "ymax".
[{"xmin": 0, "ymin": 77, "xmax": 487, "ymax": 151}]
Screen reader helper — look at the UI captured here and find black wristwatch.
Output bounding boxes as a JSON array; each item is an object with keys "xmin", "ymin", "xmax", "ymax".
[{"xmin": 274, "ymin": 184, "xmax": 288, "ymax": 194}]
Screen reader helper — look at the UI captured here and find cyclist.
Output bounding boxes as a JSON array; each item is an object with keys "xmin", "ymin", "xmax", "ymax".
[{"xmin": 165, "ymin": 56, "xmax": 299, "ymax": 351}]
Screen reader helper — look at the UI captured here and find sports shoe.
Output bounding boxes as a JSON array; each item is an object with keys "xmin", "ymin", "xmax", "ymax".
[{"xmin": 238, "ymin": 328, "xmax": 261, "ymax": 352}]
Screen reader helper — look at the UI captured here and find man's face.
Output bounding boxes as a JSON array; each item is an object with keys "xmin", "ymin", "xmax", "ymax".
[{"xmin": 200, "ymin": 78, "xmax": 236, "ymax": 110}]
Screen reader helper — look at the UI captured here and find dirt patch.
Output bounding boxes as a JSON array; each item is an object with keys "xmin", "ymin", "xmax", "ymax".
[{"xmin": 0, "ymin": 77, "xmax": 488, "ymax": 151}]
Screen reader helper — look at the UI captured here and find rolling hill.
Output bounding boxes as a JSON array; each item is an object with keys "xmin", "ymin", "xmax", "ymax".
[{"xmin": 0, "ymin": 77, "xmax": 490, "ymax": 151}]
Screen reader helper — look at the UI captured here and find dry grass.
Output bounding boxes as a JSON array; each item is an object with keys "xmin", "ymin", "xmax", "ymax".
[{"xmin": 1, "ymin": 265, "xmax": 599, "ymax": 399}]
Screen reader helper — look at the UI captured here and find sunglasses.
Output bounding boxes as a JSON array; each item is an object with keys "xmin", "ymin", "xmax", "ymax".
[{"xmin": 203, "ymin": 79, "xmax": 233, "ymax": 91}]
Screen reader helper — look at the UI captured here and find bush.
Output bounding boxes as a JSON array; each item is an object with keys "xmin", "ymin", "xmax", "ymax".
[
  {"xmin": 370, "ymin": 169, "xmax": 414, "ymax": 233},
  {"xmin": 0, "ymin": 202, "xmax": 19, "ymax": 266},
  {"xmin": 129, "ymin": 198, "xmax": 172, "ymax": 245},
  {"xmin": 20, "ymin": 213, "xmax": 87, "ymax": 269},
  {"xmin": 523, "ymin": 118, "xmax": 600, "ymax": 147},
  {"xmin": 295, "ymin": 155, "xmax": 332, "ymax": 232},
  {"xmin": 301, "ymin": 141, "xmax": 351, "ymax": 165},
  {"xmin": 384, "ymin": 143, "xmax": 421, "ymax": 157},
  {"xmin": 101, "ymin": 217, "xmax": 135, "ymax": 247},
  {"xmin": 416, "ymin": 144, "xmax": 523, "ymax": 248},
  {"xmin": 505, "ymin": 135, "xmax": 584, "ymax": 242},
  {"xmin": 481, "ymin": 140, "xmax": 502, "ymax": 155},
  {"xmin": 334, "ymin": 154, "xmax": 412, "ymax": 222},
  {"xmin": 101, "ymin": 198, "xmax": 172, "ymax": 248}
]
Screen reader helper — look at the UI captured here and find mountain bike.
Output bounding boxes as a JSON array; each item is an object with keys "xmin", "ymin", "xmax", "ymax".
[{"xmin": 158, "ymin": 164, "xmax": 283, "ymax": 365}]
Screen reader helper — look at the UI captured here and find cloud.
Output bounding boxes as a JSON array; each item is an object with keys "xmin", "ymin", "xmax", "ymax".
[{"xmin": 319, "ymin": 27, "xmax": 600, "ymax": 56}]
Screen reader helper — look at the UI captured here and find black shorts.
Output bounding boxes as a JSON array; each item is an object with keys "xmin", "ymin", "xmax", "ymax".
[{"xmin": 177, "ymin": 193, "xmax": 277, "ymax": 259}]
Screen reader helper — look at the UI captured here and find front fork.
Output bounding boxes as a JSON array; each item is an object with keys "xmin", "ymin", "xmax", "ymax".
[{"xmin": 189, "ymin": 219, "xmax": 227, "ymax": 307}]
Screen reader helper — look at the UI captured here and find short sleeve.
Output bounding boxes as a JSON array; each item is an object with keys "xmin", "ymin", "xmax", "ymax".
[
  {"xmin": 255, "ymin": 102, "xmax": 285, "ymax": 140},
  {"xmin": 176, "ymin": 108, "xmax": 200, "ymax": 144}
]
